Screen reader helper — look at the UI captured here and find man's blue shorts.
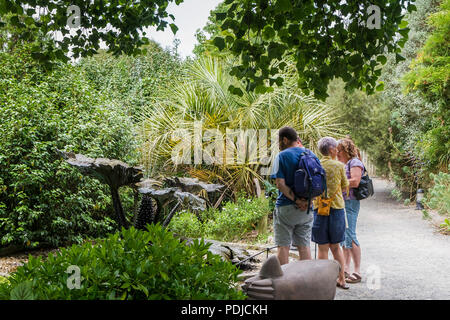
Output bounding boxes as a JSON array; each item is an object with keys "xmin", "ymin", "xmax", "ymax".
[{"xmin": 311, "ymin": 208, "xmax": 346, "ymax": 245}]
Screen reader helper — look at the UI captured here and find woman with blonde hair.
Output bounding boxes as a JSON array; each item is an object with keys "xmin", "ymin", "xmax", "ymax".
[{"xmin": 337, "ymin": 138, "xmax": 364, "ymax": 284}]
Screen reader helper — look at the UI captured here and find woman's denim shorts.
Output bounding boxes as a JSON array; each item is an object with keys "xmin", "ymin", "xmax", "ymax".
[
  {"xmin": 311, "ymin": 208, "xmax": 346, "ymax": 245},
  {"xmin": 342, "ymin": 199, "xmax": 361, "ymax": 248}
]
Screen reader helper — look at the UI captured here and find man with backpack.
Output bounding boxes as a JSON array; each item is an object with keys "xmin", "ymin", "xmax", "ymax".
[{"xmin": 271, "ymin": 127, "xmax": 323, "ymax": 265}]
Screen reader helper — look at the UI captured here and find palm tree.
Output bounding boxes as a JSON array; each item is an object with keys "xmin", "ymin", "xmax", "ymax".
[{"xmin": 136, "ymin": 56, "xmax": 343, "ymax": 199}]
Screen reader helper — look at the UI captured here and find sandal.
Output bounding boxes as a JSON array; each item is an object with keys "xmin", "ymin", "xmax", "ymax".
[
  {"xmin": 336, "ymin": 281, "xmax": 350, "ymax": 290},
  {"xmin": 345, "ymin": 273, "xmax": 362, "ymax": 283}
]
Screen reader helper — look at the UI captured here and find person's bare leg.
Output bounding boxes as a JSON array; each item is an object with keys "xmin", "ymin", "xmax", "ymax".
[
  {"xmin": 349, "ymin": 241, "xmax": 361, "ymax": 276},
  {"xmin": 343, "ymin": 247, "xmax": 352, "ymax": 275},
  {"xmin": 330, "ymin": 244, "xmax": 347, "ymax": 286},
  {"xmin": 296, "ymin": 245, "xmax": 311, "ymax": 260},
  {"xmin": 317, "ymin": 244, "xmax": 329, "ymax": 260},
  {"xmin": 277, "ymin": 246, "xmax": 290, "ymax": 265}
]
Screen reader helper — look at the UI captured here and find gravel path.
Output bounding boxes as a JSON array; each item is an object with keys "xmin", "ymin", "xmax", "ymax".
[
  {"xmin": 0, "ymin": 248, "xmax": 60, "ymax": 277},
  {"xmin": 333, "ymin": 178, "xmax": 450, "ymax": 300}
]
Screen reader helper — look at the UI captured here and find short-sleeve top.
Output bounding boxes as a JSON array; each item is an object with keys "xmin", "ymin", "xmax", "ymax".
[
  {"xmin": 343, "ymin": 158, "xmax": 365, "ymax": 200},
  {"xmin": 270, "ymin": 147, "xmax": 319, "ymax": 207},
  {"xmin": 313, "ymin": 156, "xmax": 349, "ymax": 209}
]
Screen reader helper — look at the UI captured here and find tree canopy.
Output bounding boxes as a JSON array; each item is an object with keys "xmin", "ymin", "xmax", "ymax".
[
  {"xmin": 1, "ymin": 0, "xmax": 416, "ymax": 98},
  {"xmin": 0, "ymin": 0, "xmax": 184, "ymax": 63},
  {"xmin": 211, "ymin": 0, "xmax": 417, "ymax": 99}
]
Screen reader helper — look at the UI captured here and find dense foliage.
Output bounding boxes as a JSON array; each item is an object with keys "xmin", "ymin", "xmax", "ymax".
[
  {"xmin": 0, "ymin": 43, "xmax": 140, "ymax": 248},
  {"xmin": 0, "ymin": 225, "xmax": 245, "ymax": 300},
  {"xmin": 423, "ymin": 169, "xmax": 450, "ymax": 216},
  {"xmin": 404, "ymin": 0, "xmax": 450, "ymax": 170},
  {"xmin": 0, "ymin": 10, "xmax": 187, "ymax": 248},
  {"xmin": 194, "ymin": 2, "xmax": 228, "ymax": 58},
  {"xmin": 422, "ymin": 168, "xmax": 450, "ymax": 232},
  {"xmin": 211, "ymin": 0, "xmax": 416, "ymax": 99},
  {"xmin": 169, "ymin": 195, "xmax": 270, "ymax": 242},
  {"xmin": 404, "ymin": 0, "xmax": 449, "ymax": 102},
  {"xmin": 78, "ymin": 41, "xmax": 183, "ymax": 121}
]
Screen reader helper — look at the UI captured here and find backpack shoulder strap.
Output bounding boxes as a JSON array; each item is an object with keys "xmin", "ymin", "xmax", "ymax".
[{"xmin": 296, "ymin": 149, "xmax": 308, "ymax": 167}]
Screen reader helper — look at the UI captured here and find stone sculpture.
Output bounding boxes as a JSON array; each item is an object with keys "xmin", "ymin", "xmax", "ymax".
[
  {"xmin": 136, "ymin": 183, "xmax": 208, "ymax": 227},
  {"xmin": 163, "ymin": 177, "xmax": 224, "ymax": 194},
  {"xmin": 58, "ymin": 150, "xmax": 225, "ymax": 229},
  {"xmin": 57, "ymin": 150, "xmax": 143, "ymax": 228},
  {"xmin": 242, "ymin": 255, "xmax": 340, "ymax": 300}
]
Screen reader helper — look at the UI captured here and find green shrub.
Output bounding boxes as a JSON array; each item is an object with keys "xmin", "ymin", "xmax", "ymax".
[
  {"xmin": 207, "ymin": 196, "xmax": 270, "ymax": 241},
  {"xmin": 169, "ymin": 196, "xmax": 271, "ymax": 242},
  {"xmin": 169, "ymin": 210, "xmax": 205, "ymax": 238},
  {"xmin": 0, "ymin": 276, "xmax": 9, "ymax": 286},
  {"xmin": 424, "ymin": 170, "xmax": 450, "ymax": 216},
  {"xmin": 0, "ymin": 45, "xmax": 139, "ymax": 248},
  {"xmin": 0, "ymin": 225, "xmax": 245, "ymax": 300},
  {"xmin": 390, "ymin": 188, "xmax": 403, "ymax": 201}
]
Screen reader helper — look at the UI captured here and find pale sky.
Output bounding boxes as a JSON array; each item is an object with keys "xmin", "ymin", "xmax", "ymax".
[{"xmin": 146, "ymin": 0, "xmax": 223, "ymax": 58}]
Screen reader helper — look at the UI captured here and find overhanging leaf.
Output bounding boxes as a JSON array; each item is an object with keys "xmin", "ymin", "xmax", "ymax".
[
  {"xmin": 377, "ymin": 55, "xmax": 387, "ymax": 65},
  {"xmin": 376, "ymin": 82, "xmax": 385, "ymax": 91},
  {"xmin": 277, "ymin": 0, "xmax": 293, "ymax": 12},
  {"xmin": 213, "ymin": 36, "xmax": 226, "ymax": 51},
  {"xmin": 169, "ymin": 23, "xmax": 178, "ymax": 35}
]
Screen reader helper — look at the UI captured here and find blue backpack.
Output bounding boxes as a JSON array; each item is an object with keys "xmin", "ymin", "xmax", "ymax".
[{"xmin": 293, "ymin": 150, "xmax": 326, "ymax": 214}]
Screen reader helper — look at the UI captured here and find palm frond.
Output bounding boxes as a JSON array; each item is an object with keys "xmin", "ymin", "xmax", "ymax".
[{"xmin": 138, "ymin": 56, "xmax": 345, "ymax": 195}]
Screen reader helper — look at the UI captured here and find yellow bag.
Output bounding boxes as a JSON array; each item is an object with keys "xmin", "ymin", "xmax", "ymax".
[
  {"xmin": 317, "ymin": 189, "xmax": 340, "ymax": 216},
  {"xmin": 317, "ymin": 196, "xmax": 332, "ymax": 216}
]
